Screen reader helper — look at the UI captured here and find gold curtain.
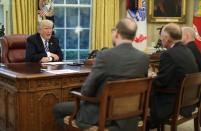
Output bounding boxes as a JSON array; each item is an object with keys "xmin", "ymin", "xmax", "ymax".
[
  {"xmin": 12, "ymin": 0, "xmax": 38, "ymax": 34},
  {"xmin": 91, "ymin": 0, "xmax": 120, "ymax": 49}
]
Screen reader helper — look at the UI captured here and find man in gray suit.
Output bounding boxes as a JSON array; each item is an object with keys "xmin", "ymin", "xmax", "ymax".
[{"xmin": 53, "ymin": 18, "xmax": 149, "ymax": 131}]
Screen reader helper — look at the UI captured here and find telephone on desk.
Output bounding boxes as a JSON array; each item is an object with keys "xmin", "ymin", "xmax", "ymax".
[
  {"xmin": 67, "ymin": 50, "xmax": 104, "ymax": 66},
  {"xmin": 67, "ymin": 62, "xmax": 84, "ymax": 66},
  {"xmin": 87, "ymin": 47, "xmax": 109, "ymax": 59},
  {"xmin": 85, "ymin": 48, "xmax": 108, "ymax": 65},
  {"xmin": 87, "ymin": 49, "xmax": 99, "ymax": 59}
]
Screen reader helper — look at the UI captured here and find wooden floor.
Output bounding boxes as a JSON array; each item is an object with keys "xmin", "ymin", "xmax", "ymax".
[{"xmin": 150, "ymin": 120, "xmax": 199, "ymax": 131}]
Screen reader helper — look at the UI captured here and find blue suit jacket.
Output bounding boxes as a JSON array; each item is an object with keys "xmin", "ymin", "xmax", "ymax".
[{"xmin": 25, "ymin": 33, "xmax": 63, "ymax": 62}]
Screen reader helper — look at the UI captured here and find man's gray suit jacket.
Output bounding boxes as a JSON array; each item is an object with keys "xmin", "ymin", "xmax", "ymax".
[{"xmin": 76, "ymin": 43, "xmax": 149, "ymax": 130}]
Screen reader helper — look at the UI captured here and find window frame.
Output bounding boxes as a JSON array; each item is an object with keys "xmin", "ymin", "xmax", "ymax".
[{"xmin": 53, "ymin": 0, "xmax": 92, "ymax": 61}]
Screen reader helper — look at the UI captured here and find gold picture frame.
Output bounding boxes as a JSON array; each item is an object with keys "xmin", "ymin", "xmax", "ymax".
[{"xmin": 148, "ymin": 0, "xmax": 186, "ymax": 23}]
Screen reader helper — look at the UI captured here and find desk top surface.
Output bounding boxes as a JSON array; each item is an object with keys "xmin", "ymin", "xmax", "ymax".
[{"xmin": 0, "ymin": 62, "xmax": 91, "ymax": 79}]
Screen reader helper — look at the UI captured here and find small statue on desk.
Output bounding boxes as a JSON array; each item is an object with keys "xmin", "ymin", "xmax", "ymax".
[
  {"xmin": 85, "ymin": 47, "xmax": 109, "ymax": 66},
  {"xmin": 0, "ymin": 24, "xmax": 5, "ymax": 37},
  {"xmin": 154, "ymin": 39, "xmax": 164, "ymax": 52},
  {"xmin": 154, "ymin": 26, "xmax": 165, "ymax": 53}
]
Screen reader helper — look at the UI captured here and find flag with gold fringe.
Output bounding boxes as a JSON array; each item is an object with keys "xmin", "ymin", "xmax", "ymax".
[{"xmin": 126, "ymin": 0, "xmax": 147, "ymax": 51}]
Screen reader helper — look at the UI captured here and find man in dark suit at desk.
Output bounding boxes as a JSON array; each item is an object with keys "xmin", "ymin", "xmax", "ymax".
[
  {"xmin": 25, "ymin": 19, "xmax": 63, "ymax": 63},
  {"xmin": 182, "ymin": 26, "xmax": 201, "ymax": 71},
  {"xmin": 149, "ymin": 23, "xmax": 199, "ymax": 129},
  {"xmin": 53, "ymin": 18, "xmax": 149, "ymax": 131}
]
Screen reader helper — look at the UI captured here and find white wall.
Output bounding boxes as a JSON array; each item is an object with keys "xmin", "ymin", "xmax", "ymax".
[
  {"xmin": 120, "ymin": 0, "xmax": 195, "ymax": 47},
  {"xmin": 147, "ymin": 0, "xmax": 194, "ymax": 47}
]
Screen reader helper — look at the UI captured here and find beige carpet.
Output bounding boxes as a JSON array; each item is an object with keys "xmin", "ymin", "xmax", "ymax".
[{"xmin": 150, "ymin": 120, "xmax": 198, "ymax": 131}]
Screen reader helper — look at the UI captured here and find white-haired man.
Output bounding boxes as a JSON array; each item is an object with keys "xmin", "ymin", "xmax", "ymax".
[
  {"xmin": 148, "ymin": 23, "xmax": 199, "ymax": 129},
  {"xmin": 25, "ymin": 19, "xmax": 62, "ymax": 62},
  {"xmin": 182, "ymin": 26, "xmax": 201, "ymax": 71}
]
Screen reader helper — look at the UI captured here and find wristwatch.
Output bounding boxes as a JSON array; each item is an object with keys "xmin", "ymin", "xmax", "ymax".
[{"xmin": 48, "ymin": 56, "xmax": 53, "ymax": 62}]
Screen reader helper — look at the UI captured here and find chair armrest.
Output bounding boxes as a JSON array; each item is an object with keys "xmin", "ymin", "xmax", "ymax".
[{"xmin": 70, "ymin": 91, "xmax": 99, "ymax": 103}]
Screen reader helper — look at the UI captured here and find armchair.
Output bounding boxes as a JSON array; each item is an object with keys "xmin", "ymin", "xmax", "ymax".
[
  {"xmin": 65, "ymin": 77, "xmax": 152, "ymax": 131},
  {"xmin": 0, "ymin": 34, "xmax": 29, "ymax": 63},
  {"xmin": 158, "ymin": 72, "xmax": 201, "ymax": 131}
]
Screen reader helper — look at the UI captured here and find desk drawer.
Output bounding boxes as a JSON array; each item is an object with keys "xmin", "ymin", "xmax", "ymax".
[
  {"xmin": 62, "ymin": 75, "xmax": 86, "ymax": 88},
  {"xmin": 29, "ymin": 78, "xmax": 61, "ymax": 91}
]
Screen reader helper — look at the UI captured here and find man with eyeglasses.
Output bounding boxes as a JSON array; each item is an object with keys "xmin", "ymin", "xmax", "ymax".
[
  {"xmin": 148, "ymin": 23, "xmax": 198, "ymax": 129},
  {"xmin": 53, "ymin": 18, "xmax": 149, "ymax": 131}
]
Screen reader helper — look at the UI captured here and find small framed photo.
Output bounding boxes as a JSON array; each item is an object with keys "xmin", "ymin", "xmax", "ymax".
[{"xmin": 148, "ymin": 0, "xmax": 186, "ymax": 23}]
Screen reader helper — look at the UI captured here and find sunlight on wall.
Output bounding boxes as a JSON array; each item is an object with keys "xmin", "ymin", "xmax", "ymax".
[{"xmin": 120, "ymin": 0, "xmax": 194, "ymax": 47}]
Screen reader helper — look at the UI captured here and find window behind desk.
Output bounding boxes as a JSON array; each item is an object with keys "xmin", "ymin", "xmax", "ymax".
[{"xmin": 54, "ymin": 0, "xmax": 92, "ymax": 61}]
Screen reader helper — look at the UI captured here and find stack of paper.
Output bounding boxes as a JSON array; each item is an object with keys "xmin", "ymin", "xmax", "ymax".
[
  {"xmin": 42, "ymin": 61, "xmax": 74, "ymax": 65},
  {"xmin": 45, "ymin": 69, "xmax": 78, "ymax": 74}
]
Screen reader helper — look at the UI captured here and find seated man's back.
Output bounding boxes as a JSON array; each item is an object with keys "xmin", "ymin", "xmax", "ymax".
[
  {"xmin": 53, "ymin": 18, "xmax": 149, "ymax": 131},
  {"xmin": 149, "ymin": 23, "xmax": 199, "ymax": 128},
  {"xmin": 78, "ymin": 42, "xmax": 149, "ymax": 127}
]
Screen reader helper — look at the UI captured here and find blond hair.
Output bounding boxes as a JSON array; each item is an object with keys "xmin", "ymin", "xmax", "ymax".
[{"xmin": 38, "ymin": 19, "xmax": 53, "ymax": 30}]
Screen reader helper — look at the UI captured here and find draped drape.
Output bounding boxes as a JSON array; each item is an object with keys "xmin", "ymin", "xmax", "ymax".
[
  {"xmin": 12, "ymin": 0, "xmax": 37, "ymax": 34},
  {"xmin": 91, "ymin": 0, "xmax": 120, "ymax": 49}
]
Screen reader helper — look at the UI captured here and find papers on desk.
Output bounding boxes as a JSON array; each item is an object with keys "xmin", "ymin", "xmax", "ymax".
[
  {"xmin": 0, "ymin": 63, "xmax": 5, "ymax": 67},
  {"xmin": 42, "ymin": 61, "xmax": 74, "ymax": 65},
  {"xmin": 44, "ymin": 69, "xmax": 79, "ymax": 74}
]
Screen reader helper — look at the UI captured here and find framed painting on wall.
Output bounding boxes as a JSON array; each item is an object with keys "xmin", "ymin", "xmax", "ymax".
[{"xmin": 148, "ymin": 0, "xmax": 186, "ymax": 23}]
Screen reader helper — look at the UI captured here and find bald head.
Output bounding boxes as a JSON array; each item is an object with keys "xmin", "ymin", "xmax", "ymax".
[
  {"xmin": 162, "ymin": 23, "xmax": 182, "ymax": 41},
  {"xmin": 160, "ymin": 23, "xmax": 182, "ymax": 48},
  {"xmin": 182, "ymin": 27, "xmax": 195, "ymax": 45},
  {"xmin": 115, "ymin": 18, "xmax": 138, "ymax": 40}
]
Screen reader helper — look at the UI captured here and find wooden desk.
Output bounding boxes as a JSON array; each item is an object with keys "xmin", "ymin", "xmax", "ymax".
[
  {"xmin": 0, "ymin": 63, "xmax": 90, "ymax": 131},
  {"xmin": 149, "ymin": 52, "xmax": 160, "ymax": 62}
]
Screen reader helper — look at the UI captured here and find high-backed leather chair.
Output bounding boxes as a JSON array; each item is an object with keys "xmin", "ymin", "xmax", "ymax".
[{"xmin": 0, "ymin": 34, "xmax": 29, "ymax": 63}]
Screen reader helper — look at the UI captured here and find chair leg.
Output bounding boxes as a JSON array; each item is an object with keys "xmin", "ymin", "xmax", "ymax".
[
  {"xmin": 194, "ymin": 117, "xmax": 200, "ymax": 131},
  {"xmin": 156, "ymin": 124, "xmax": 164, "ymax": 131},
  {"xmin": 160, "ymin": 124, "xmax": 165, "ymax": 131},
  {"xmin": 170, "ymin": 123, "xmax": 177, "ymax": 131},
  {"xmin": 156, "ymin": 126, "xmax": 160, "ymax": 131},
  {"xmin": 200, "ymin": 114, "xmax": 201, "ymax": 126}
]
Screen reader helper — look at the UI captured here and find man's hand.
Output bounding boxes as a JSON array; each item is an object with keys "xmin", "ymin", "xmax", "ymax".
[
  {"xmin": 40, "ymin": 57, "xmax": 49, "ymax": 63},
  {"xmin": 148, "ymin": 71, "xmax": 157, "ymax": 78},
  {"xmin": 50, "ymin": 53, "xmax": 59, "ymax": 61}
]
